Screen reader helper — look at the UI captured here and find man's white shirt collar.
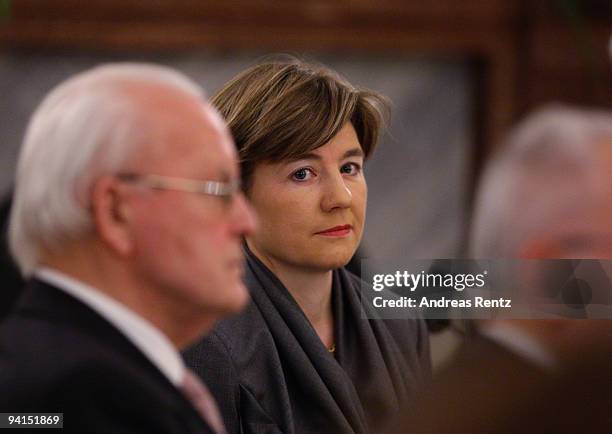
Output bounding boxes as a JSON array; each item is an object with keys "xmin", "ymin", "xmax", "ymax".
[{"xmin": 34, "ymin": 267, "xmax": 185, "ymax": 386}]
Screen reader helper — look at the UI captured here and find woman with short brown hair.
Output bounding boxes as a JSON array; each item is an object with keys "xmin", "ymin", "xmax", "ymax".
[{"xmin": 185, "ymin": 57, "xmax": 430, "ymax": 434}]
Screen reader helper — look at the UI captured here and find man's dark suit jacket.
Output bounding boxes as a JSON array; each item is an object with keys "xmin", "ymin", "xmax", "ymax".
[
  {"xmin": 395, "ymin": 333, "xmax": 612, "ymax": 434},
  {"xmin": 0, "ymin": 279, "xmax": 214, "ymax": 434}
]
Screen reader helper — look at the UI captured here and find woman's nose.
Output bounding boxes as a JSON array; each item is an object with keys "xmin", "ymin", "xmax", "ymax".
[{"xmin": 320, "ymin": 173, "xmax": 352, "ymax": 212}]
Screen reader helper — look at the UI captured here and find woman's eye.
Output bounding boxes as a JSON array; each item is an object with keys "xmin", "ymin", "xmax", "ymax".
[
  {"xmin": 291, "ymin": 167, "xmax": 314, "ymax": 182},
  {"xmin": 340, "ymin": 162, "xmax": 361, "ymax": 175}
]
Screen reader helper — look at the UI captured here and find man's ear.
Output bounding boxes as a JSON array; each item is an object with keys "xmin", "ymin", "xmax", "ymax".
[
  {"xmin": 90, "ymin": 176, "xmax": 133, "ymax": 256},
  {"xmin": 519, "ymin": 237, "xmax": 563, "ymax": 259}
]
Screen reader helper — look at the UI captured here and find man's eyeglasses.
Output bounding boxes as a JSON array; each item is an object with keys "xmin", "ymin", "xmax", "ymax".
[{"xmin": 116, "ymin": 173, "xmax": 241, "ymax": 204}]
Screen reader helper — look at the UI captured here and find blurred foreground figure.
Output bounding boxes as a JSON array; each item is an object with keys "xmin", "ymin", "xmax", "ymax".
[
  {"xmin": 0, "ymin": 63, "xmax": 256, "ymax": 433},
  {"xmin": 395, "ymin": 105, "xmax": 612, "ymax": 434}
]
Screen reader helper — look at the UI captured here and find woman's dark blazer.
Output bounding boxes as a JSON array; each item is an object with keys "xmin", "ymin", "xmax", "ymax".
[{"xmin": 184, "ymin": 249, "xmax": 430, "ymax": 434}]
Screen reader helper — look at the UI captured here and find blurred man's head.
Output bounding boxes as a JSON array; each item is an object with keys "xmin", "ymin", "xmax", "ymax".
[
  {"xmin": 471, "ymin": 105, "xmax": 612, "ymax": 260},
  {"xmin": 470, "ymin": 105, "xmax": 612, "ymax": 351},
  {"xmin": 9, "ymin": 63, "xmax": 257, "ymax": 345}
]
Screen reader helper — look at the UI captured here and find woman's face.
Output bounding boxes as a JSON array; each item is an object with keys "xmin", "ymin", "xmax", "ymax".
[{"xmin": 246, "ymin": 123, "xmax": 367, "ymax": 272}]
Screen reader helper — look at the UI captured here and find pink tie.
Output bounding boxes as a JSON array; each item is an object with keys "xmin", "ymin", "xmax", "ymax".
[{"xmin": 180, "ymin": 368, "xmax": 227, "ymax": 434}]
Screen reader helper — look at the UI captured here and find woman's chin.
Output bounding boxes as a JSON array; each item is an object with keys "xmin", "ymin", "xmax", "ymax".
[{"xmin": 304, "ymin": 251, "xmax": 355, "ymax": 271}]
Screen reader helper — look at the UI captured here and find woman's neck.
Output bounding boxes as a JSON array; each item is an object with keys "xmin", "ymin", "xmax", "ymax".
[{"xmin": 247, "ymin": 241, "xmax": 335, "ymax": 348}]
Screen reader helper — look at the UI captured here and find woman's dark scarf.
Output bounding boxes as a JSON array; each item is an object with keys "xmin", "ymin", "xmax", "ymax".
[{"xmin": 185, "ymin": 245, "xmax": 430, "ymax": 434}]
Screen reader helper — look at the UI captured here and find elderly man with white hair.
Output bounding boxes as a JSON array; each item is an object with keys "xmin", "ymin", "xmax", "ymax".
[
  {"xmin": 394, "ymin": 105, "xmax": 612, "ymax": 434},
  {"xmin": 471, "ymin": 104, "xmax": 612, "ymax": 361},
  {"xmin": 0, "ymin": 63, "xmax": 256, "ymax": 433}
]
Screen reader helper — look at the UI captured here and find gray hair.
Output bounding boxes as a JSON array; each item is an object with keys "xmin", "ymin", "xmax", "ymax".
[
  {"xmin": 470, "ymin": 105, "xmax": 612, "ymax": 258},
  {"xmin": 9, "ymin": 63, "xmax": 205, "ymax": 276}
]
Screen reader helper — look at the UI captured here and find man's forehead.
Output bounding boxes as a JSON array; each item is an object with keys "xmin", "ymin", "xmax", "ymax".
[
  {"xmin": 194, "ymin": 104, "xmax": 239, "ymax": 170},
  {"xmin": 137, "ymin": 138, "xmax": 238, "ymax": 178},
  {"xmin": 203, "ymin": 103, "xmax": 230, "ymax": 134},
  {"xmin": 594, "ymin": 139, "xmax": 612, "ymax": 168},
  {"xmin": 127, "ymin": 94, "xmax": 238, "ymax": 179}
]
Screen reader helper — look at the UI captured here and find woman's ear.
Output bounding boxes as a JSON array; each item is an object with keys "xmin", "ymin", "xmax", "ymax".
[{"xmin": 90, "ymin": 176, "xmax": 134, "ymax": 256}]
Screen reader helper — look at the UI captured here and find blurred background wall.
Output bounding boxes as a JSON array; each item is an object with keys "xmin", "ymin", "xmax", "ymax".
[
  {"xmin": 0, "ymin": 53, "xmax": 472, "ymax": 259},
  {"xmin": 0, "ymin": 0, "xmax": 610, "ymax": 366}
]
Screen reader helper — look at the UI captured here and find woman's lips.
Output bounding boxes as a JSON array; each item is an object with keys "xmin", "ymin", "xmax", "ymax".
[{"xmin": 315, "ymin": 224, "xmax": 352, "ymax": 237}]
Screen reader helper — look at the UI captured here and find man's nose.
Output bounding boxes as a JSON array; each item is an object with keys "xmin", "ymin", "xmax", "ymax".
[
  {"xmin": 320, "ymin": 173, "xmax": 352, "ymax": 212},
  {"xmin": 232, "ymin": 192, "xmax": 258, "ymax": 236}
]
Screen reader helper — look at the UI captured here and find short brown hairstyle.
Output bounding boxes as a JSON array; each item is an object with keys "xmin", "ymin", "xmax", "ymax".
[{"xmin": 210, "ymin": 56, "xmax": 390, "ymax": 191}]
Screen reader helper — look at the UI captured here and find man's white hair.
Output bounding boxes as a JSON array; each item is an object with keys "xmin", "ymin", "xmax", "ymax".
[
  {"xmin": 470, "ymin": 105, "xmax": 612, "ymax": 258},
  {"xmin": 9, "ymin": 63, "xmax": 205, "ymax": 276}
]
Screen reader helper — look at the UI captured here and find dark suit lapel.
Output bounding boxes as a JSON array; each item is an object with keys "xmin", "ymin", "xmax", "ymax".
[
  {"xmin": 15, "ymin": 280, "xmax": 171, "ymax": 381},
  {"xmin": 13, "ymin": 279, "xmax": 215, "ymax": 434}
]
